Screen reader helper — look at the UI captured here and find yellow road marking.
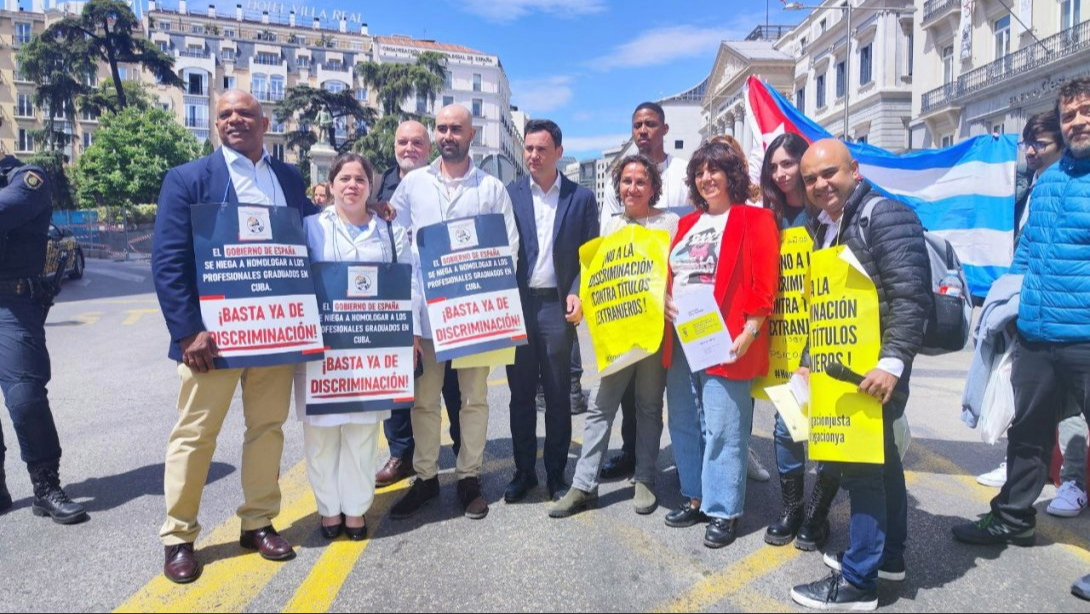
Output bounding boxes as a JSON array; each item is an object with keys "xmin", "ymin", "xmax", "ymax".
[
  {"xmin": 121, "ymin": 308, "xmax": 161, "ymax": 325},
  {"xmin": 649, "ymin": 543, "xmax": 802, "ymax": 613},
  {"xmin": 75, "ymin": 311, "xmax": 103, "ymax": 325}
]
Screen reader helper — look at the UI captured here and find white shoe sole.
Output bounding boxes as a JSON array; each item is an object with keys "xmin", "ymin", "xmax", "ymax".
[
  {"xmin": 823, "ymin": 551, "xmax": 906, "ymax": 582},
  {"xmin": 976, "ymin": 476, "xmax": 1006, "ymax": 487},
  {"xmin": 790, "ymin": 587, "xmax": 877, "ymax": 611},
  {"xmin": 1045, "ymin": 504, "xmax": 1086, "ymax": 518}
]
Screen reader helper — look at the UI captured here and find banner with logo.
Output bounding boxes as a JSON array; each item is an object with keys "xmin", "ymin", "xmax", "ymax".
[
  {"xmin": 807, "ymin": 245, "xmax": 884, "ymax": 465},
  {"xmin": 579, "ymin": 224, "xmax": 669, "ymax": 376},
  {"xmin": 190, "ymin": 203, "xmax": 324, "ymax": 368},
  {"xmin": 304, "ymin": 262, "xmax": 414, "ymax": 415},
  {"xmin": 754, "ymin": 226, "xmax": 813, "ymax": 399},
  {"xmin": 415, "ymin": 214, "xmax": 527, "ymax": 362}
]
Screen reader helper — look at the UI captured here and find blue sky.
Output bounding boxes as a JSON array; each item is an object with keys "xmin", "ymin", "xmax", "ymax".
[{"xmin": 270, "ymin": 0, "xmax": 792, "ymax": 160}]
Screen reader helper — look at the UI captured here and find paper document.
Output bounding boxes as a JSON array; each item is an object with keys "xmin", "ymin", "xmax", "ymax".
[
  {"xmin": 765, "ymin": 382, "xmax": 809, "ymax": 443},
  {"xmin": 673, "ymin": 287, "xmax": 734, "ymax": 372}
]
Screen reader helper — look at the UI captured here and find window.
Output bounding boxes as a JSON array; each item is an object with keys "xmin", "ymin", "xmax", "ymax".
[
  {"xmin": 81, "ymin": 106, "xmax": 98, "ymax": 121},
  {"xmin": 351, "ymin": 41, "xmax": 364, "ymax": 51},
  {"xmin": 159, "ymin": 21, "xmax": 172, "ymax": 31},
  {"xmin": 674, "ymin": 139, "xmax": 684, "ymax": 150},
  {"xmin": 941, "ymin": 135, "xmax": 953, "ymax": 148},
  {"xmin": 855, "ymin": 135, "xmax": 867, "ymax": 144},
  {"xmin": 223, "ymin": 75, "xmax": 236, "ymax": 90},
  {"xmin": 816, "ymin": 73, "xmax": 827, "ymax": 108},
  {"xmin": 444, "ymin": 70, "xmax": 453, "ymax": 89},
  {"xmin": 272, "ymin": 143, "xmax": 285, "ymax": 161},
  {"xmin": 416, "ymin": 92, "xmax": 428, "ymax": 115},
  {"xmin": 13, "ymin": 59, "xmax": 28, "ymax": 82},
  {"xmin": 1062, "ymin": 0, "xmax": 1082, "ymax": 30},
  {"xmin": 82, "ymin": 131, "xmax": 94, "ymax": 150},
  {"xmin": 992, "ymin": 123, "xmax": 1005, "ymax": 135},
  {"xmin": 221, "ymin": 48, "xmax": 236, "ymax": 61},
  {"xmin": 942, "ymin": 45, "xmax": 954, "ymax": 84},
  {"xmin": 819, "ymin": 18, "xmax": 827, "ymax": 34},
  {"xmin": 835, "ymin": 60, "xmax": 846, "ymax": 98},
  {"xmin": 859, "ymin": 43, "xmax": 873, "ymax": 86},
  {"xmin": 796, "ymin": 86, "xmax": 806, "ymax": 114},
  {"xmin": 472, "ymin": 73, "xmax": 482, "ymax": 92},
  {"xmin": 271, "ymin": 118, "xmax": 285, "ymax": 133},
  {"xmin": 906, "ymin": 32, "xmax": 914, "ymax": 77},
  {"xmin": 443, "ymin": 95, "xmax": 454, "ymax": 107},
  {"xmin": 191, "ymin": 24, "xmax": 205, "ymax": 35},
  {"xmin": 157, "ymin": 41, "xmax": 169, "ymax": 52},
  {"xmin": 256, "ymin": 52, "xmax": 280, "ymax": 66},
  {"xmin": 224, "ymin": 27, "xmax": 236, "ymax": 38},
  {"xmin": 297, "ymin": 55, "xmax": 310, "ymax": 69},
  {"xmin": 355, "ymin": 88, "xmax": 368, "ymax": 103},
  {"xmin": 323, "ymin": 80, "xmax": 347, "ymax": 93},
  {"xmin": 184, "ymin": 103, "xmax": 208, "ymax": 128},
  {"xmin": 326, "ymin": 58, "xmax": 344, "ymax": 71},
  {"xmin": 270, "ymin": 75, "xmax": 285, "ymax": 101},
  {"xmin": 472, "ymin": 126, "xmax": 483, "ymax": 146},
  {"xmin": 17, "ymin": 129, "xmax": 33, "ymax": 152},
  {"xmin": 472, "ymin": 98, "xmax": 483, "ymax": 118},
  {"xmin": 251, "ymin": 73, "xmax": 268, "ymax": 100},
  {"xmin": 14, "ymin": 22, "xmax": 32, "ymax": 45},
  {"xmin": 994, "ymin": 15, "xmax": 1011, "ymax": 61},
  {"xmin": 187, "ymin": 72, "xmax": 206, "ymax": 96},
  {"xmin": 16, "ymin": 93, "xmax": 33, "ymax": 118}
]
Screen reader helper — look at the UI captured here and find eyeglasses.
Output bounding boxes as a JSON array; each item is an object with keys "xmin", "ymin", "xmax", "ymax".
[{"xmin": 1024, "ymin": 140, "xmax": 1056, "ymax": 151}]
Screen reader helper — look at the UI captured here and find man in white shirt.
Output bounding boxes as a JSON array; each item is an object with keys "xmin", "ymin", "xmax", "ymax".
[
  {"xmin": 388, "ymin": 105, "xmax": 519, "ymax": 520},
  {"xmin": 600, "ymin": 102, "xmax": 694, "ymax": 481},
  {"xmin": 503, "ymin": 120, "xmax": 599, "ymax": 502}
]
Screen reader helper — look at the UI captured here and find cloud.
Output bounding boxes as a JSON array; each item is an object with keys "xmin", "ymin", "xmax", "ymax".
[
  {"xmin": 562, "ymin": 133, "xmax": 630, "ymax": 155},
  {"xmin": 458, "ymin": 0, "xmax": 605, "ymax": 23},
  {"xmin": 511, "ymin": 76, "xmax": 575, "ymax": 114},
  {"xmin": 591, "ymin": 25, "xmax": 742, "ymax": 71}
]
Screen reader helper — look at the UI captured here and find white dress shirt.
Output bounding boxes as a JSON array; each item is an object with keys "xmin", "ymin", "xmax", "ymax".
[
  {"xmin": 817, "ymin": 210, "xmax": 903, "ymax": 379},
  {"xmin": 389, "ymin": 158, "xmax": 520, "ymax": 340},
  {"xmin": 221, "ymin": 145, "xmax": 286, "ymax": 207},
  {"xmin": 528, "ymin": 173, "xmax": 562, "ymax": 289},
  {"xmin": 600, "ymin": 154, "xmax": 692, "ymax": 236}
]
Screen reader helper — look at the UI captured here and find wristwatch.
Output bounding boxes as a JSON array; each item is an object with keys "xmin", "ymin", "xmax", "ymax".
[{"xmin": 745, "ymin": 322, "xmax": 760, "ymax": 338}]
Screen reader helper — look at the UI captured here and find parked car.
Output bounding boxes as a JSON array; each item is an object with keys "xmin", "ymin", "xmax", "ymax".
[{"xmin": 45, "ymin": 223, "xmax": 85, "ymax": 281}]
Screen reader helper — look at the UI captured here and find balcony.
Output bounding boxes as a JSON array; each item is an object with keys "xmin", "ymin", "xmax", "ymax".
[
  {"xmin": 921, "ymin": 19, "xmax": 1090, "ymax": 112},
  {"xmin": 253, "ymin": 56, "xmax": 283, "ymax": 66},
  {"xmin": 179, "ymin": 49, "xmax": 210, "ymax": 59},
  {"xmin": 184, "ymin": 117, "xmax": 208, "ymax": 129},
  {"xmin": 922, "ymin": 0, "xmax": 959, "ymax": 25}
]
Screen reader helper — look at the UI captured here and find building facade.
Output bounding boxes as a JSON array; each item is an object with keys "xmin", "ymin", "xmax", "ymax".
[
  {"xmin": 700, "ymin": 38, "xmax": 794, "ymax": 149},
  {"xmin": 913, "ymin": 0, "xmax": 1090, "ymax": 147}
]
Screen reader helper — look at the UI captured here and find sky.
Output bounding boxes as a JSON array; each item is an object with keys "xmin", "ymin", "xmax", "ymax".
[{"xmin": 216, "ymin": 0, "xmax": 796, "ymax": 161}]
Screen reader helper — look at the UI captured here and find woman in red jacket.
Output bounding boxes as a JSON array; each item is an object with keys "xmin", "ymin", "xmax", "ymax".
[{"xmin": 662, "ymin": 141, "xmax": 779, "ymax": 548}]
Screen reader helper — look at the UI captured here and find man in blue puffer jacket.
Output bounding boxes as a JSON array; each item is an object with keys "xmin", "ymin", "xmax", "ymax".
[{"xmin": 952, "ymin": 77, "xmax": 1090, "ymax": 602}]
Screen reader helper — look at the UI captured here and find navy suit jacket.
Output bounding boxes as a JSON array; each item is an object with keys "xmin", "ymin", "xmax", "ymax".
[
  {"xmin": 506, "ymin": 174, "xmax": 599, "ymax": 305},
  {"xmin": 152, "ymin": 148, "xmax": 317, "ymax": 361}
]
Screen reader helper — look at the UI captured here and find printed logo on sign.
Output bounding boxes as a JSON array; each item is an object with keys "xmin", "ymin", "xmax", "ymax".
[
  {"xmin": 238, "ymin": 206, "xmax": 273, "ymax": 241},
  {"xmin": 347, "ymin": 265, "xmax": 378, "ymax": 297},
  {"xmin": 447, "ymin": 219, "xmax": 479, "ymax": 251}
]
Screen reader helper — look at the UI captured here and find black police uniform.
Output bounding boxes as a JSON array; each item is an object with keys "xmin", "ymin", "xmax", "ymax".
[{"xmin": 0, "ymin": 156, "xmax": 86, "ymax": 523}]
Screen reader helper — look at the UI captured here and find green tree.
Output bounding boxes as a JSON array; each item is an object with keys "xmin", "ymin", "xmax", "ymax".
[
  {"xmin": 73, "ymin": 107, "xmax": 200, "ymax": 209},
  {"xmin": 273, "ymin": 85, "xmax": 375, "ymax": 165},
  {"xmin": 351, "ymin": 114, "xmax": 400, "ymax": 173},
  {"xmin": 81, "ymin": 80, "xmax": 154, "ymax": 116},
  {"xmin": 355, "ymin": 51, "xmax": 446, "ymax": 118},
  {"xmin": 27, "ymin": 151, "xmax": 77, "ymax": 211}
]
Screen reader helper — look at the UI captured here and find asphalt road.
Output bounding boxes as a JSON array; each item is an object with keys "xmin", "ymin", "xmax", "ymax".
[{"xmin": 0, "ymin": 257, "xmax": 1088, "ymax": 612}]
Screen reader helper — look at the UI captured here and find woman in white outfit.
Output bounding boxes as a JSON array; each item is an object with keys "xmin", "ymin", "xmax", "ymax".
[{"xmin": 295, "ymin": 152, "xmax": 412, "ymax": 540}]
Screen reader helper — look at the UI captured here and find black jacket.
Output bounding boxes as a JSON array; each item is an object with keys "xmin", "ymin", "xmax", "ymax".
[
  {"xmin": 812, "ymin": 181, "xmax": 931, "ymax": 369},
  {"xmin": 0, "ymin": 163, "xmax": 52, "ymax": 280}
]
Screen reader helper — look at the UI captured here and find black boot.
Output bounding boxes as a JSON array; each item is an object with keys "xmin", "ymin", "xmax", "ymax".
[
  {"xmin": 765, "ymin": 472, "xmax": 805, "ymax": 546},
  {"xmin": 795, "ymin": 470, "xmax": 839, "ymax": 551},
  {"xmin": 29, "ymin": 464, "xmax": 87, "ymax": 525},
  {"xmin": 0, "ymin": 462, "xmax": 12, "ymax": 513}
]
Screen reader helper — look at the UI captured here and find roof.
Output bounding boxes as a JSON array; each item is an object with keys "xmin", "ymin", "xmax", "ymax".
[
  {"xmin": 721, "ymin": 40, "xmax": 793, "ymax": 62},
  {"xmin": 660, "ymin": 77, "xmax": 710, "ymax": 104},
  {"xmin": 375, "ymin": 35, "xmax": 488, "ymax": 57}
]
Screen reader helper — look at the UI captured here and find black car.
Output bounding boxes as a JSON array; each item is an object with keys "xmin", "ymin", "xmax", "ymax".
[{"xmin": 45, "ymin": 223, "xmax": 85, "ymax": 281}]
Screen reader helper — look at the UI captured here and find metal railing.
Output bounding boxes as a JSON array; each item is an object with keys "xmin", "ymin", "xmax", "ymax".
[
  {"xmin": 253, "ymin": 56, "xmax": 282, "ymax": 66},
  {"xmin": 178, "ymin": 49, "xmax": 209, "ymax": 58},
  {"xmin": 921, "ymin": 19, "xmax": 1090, "ymax": 113},
  {"xmin": 922, "ymin": 0, "xmax": 958, "ymax": 24}
]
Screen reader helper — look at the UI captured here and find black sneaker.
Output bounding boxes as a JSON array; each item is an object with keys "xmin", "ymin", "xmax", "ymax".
[
  {"xmin": 951, "ymin": 512, "xmax": 1035, "ymax": 546},
  {"xmin": 664, "ymin": 501, "xmax": 708, "ymax": 528},
  {"xmin": 823, "ymin": 551, "xmax": 906, "ymax": 582},
  {"xmin": 790, "ymin": 572, "xmax": 877, "ymax": 611},
  {"xmin": 390, "ymin": 476, "xmax": 439, "ymax": 519}
]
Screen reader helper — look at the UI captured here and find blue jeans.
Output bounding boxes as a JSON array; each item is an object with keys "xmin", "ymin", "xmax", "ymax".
[
  {"xmin": 666, "ymin": 339, "xmax": 753, "ymax": 519},
  {"xmin": 0, "ymin": 295, "xmax": 61, "ymax": 469},
  {"xmin": 773, "ymin": 412, "xmax": 805, "ymax": 476},
  {"xmin": 828, "ymin": 412, "xmax": 907, "ymax": 591}
]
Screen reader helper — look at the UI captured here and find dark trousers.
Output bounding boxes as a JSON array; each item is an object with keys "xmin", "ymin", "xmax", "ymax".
[
  {"xmin": 383, "ymin": 362, "xmax": 462, "ymax": 460},
  {"xmin": 992, "ymin": 334, "xmax": 1090, "ymax": 530},
  {"xmin": 0, "ymin": 295, "xmax": 61, "ymax": 469},
  {"xmin": 826, "ymin": 367, "xmax": 911, "ymax": 592},
  {"xmin": 618, "ymin": 380, "xmax": 637, "ymax": 457},
  {"xmin": 507, "ymin": 293, "xmax": 574, "ymax": 481}
]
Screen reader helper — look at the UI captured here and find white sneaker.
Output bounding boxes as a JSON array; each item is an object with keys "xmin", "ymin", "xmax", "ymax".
[
  {"xmin": 747, "ymin": 447, "xmax": 771, "ymax": 482},
  {"xmin": 1047, "ymin": 481, "xmax": 1088, "ymax": 518},
  {"xmin": 976, "ymin": 462, "xmax": 1007, "ymax": 487}
]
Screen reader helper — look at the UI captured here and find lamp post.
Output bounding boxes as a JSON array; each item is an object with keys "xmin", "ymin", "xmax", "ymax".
[{"xmin": 784, "ymin": 1, "xmax": 917, "ymax": 140}]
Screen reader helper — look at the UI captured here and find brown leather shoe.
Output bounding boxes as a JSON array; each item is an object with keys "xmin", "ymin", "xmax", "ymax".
[
  {"xmin": 457, "ymin": 476, "xmax": 489, "ymax": 520},
  {"xmin": 163, "ymin": 543, "xmax": 201, "ymax": 584},
  {"xmin": 375, "ymin": 456, "xmax": 415, "ymax": 487},
  {"xmin": 239, "ymin": 525, "xmax": 296, "ymax": 561}
]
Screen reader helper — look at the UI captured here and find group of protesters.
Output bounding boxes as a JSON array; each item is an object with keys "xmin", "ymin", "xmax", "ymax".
[{"xmin": 138, "ymin": 76, "xmax": 1090, "ymax": 609}]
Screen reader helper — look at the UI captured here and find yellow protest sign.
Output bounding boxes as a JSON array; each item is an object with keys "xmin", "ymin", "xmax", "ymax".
[
  {"xmin": 807, "ymin": 245, "xmax": 884, "ymax": 464},
  {"xmin": 753, "ymin": 226, "xmax": 812, "ymax": 399},
  {"xmin": 579, "ymin": 224, "xmax": 669, "ymax": 377}
]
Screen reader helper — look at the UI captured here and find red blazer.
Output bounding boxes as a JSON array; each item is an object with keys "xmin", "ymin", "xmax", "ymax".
[{"xmin": 663, "ymin": 204, "xmax": 780, "ymax": 380}]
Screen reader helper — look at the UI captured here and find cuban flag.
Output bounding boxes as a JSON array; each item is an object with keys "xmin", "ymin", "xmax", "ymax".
[{"xmin": 743, "ymin": 75, "xmax": 1017, "ymax": 298}]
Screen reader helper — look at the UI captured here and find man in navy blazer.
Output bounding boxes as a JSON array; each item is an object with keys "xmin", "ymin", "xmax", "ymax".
[
  {"xmin": 152, "ymin": 90, "xmax": 315, "ymax": 584},
  {"xmin": 504, "ymin": 120, "xmax": 599, "ymax": 502}
]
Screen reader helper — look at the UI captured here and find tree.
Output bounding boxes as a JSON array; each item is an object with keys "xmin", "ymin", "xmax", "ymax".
[
  {"xmin": 273, "ymin": 85, "xmax": 375, "ymax": 164},
  {"xmin": 81, "ymin": 80, "xmax": 154, "ymax": 116},
  {"xmin": 355, "ymin": 51, "xmax": 447, "ymax": 118},
  {"xmin": 27, "ymin": 151, "xmax": 77, "ymax": 210},
  {"xmin": 18, "ymin": 0, "xmax": 182, "ymax": 122},
  {"xmin": 351, "ymin": 114, "xmax": 399, "ymax": 172},
  {"xmin": 73, "ymin": 107, "xmax": 200, "ymax": 209}
]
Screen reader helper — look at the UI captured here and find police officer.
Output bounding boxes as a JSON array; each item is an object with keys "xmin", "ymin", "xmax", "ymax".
[{"xmin": 0, "ymin": 155, "xmax": 86, "ymax": 524}]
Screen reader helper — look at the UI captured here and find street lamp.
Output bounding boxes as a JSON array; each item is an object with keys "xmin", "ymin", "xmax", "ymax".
[{"xmin": 784, "ymin": 1, "xmax": 917, "ymax": 140}]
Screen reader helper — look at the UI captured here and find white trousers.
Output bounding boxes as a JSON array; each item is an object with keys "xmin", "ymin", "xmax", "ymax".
[{"xmin": 302, "ymin": 421, "xmax": 381, "ymax": 517}]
